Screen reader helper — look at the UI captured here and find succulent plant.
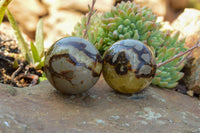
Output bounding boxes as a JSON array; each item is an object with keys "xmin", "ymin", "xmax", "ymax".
[
  {"xmin": 100, "ymin": 1, "xmax": 164, "ymax": 54},
  {"xmin": 72, "ymin": 1, "xmax": 187, "ymax": 89},
  {"xmin": 152, "ymin": 31, "xmax": 187, "ymax": 88},
  {"xmin": 73, "ymin": 1, "xmax": 164, "ymax": 54},
  {"xmin": 72, "ymin": 13, "xmax": 104, "ymax": 52}
]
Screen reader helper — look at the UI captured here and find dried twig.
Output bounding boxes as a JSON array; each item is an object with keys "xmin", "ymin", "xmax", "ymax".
[
  {"xmin": 157, "ymin": 39, "xmax": 200, "ymax": 68},
  {"xmin": 0, "ymin": 39, "xmax": 14, "ymax": 44},
  {"xmin": 28, "ymin": 74, "xmax": 39, "ymax": 87},
  {"xmin": 11, "ymin": 62, "xmax": 23, "ymax": 83},
  {"xmin": 0, "ymin": 55, "xmax": 13, "ymax": 64},
  {"xmin": 23, "ymin": 65, "xmax": 39, "ymax": 87},
  {"xmin": 175, "ymin": 50, "xmax": 192, "ymax": 67},
  {"xmin": 83, "ymin": 0, "xmax": 97, "ymax": 39}
]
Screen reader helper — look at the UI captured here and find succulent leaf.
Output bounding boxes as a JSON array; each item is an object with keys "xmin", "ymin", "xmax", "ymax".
[
  {"xmin": 166, "ymin": 82, "xmax": 178, "ymax": 88},
  {"xmin": 152, "ymin": 77, "xmax": 161, "ymax": 84},
  {"xmin": 159, "ymin": 82, "xmax": 168, "ymax": 87}
]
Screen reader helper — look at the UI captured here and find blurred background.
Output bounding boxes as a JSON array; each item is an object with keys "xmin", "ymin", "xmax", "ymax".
[{"xmin": 2, "ymin": 0, "xmax": 200, "ymax": 48}]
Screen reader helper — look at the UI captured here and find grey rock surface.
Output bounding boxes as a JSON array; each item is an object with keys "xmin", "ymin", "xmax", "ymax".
[{"xmin": 0, "ymin": 77, "xmax": 199, "ymax": 133}]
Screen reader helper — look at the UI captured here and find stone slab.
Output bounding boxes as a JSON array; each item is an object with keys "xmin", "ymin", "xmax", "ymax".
[{"xmin": 0, "ymin": 77, "xmax": 200, "ymax": 133}]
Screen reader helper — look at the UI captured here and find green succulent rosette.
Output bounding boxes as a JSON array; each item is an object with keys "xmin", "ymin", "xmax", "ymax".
[
  {"xmin": 152, "ymin": 31, "xmax": 187, "ymax": 88},
  {"xmin": 72, "ymin": 1, "xmax": 187, "ymax": 88},
  {"xmin": 100, "ymin": 1, "xmax": 164, "ymax": 54}
]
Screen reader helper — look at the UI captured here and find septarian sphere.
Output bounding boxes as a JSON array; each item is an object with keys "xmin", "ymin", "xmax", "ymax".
[
  {"xmin": 44, "ymin": 37, "xmax": 102, "ymax": 94},
  {"xmin": 102, "ymin": 39, "xmax": 157, "ymax": 94}
]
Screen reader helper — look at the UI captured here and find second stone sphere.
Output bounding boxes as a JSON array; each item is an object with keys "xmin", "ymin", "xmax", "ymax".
[
  {"xmin": 102, "ymin": 39, "xmax": 157, "ymax": 94},
  {"xmin": 44, "ymin": 37, "xmax": 102, "ymax": 94}
]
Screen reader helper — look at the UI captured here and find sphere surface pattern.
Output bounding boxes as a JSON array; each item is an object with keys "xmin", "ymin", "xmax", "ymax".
[
  {"xmin": 44, "ymin": 37, "xmax": 102, "ymax": 94},
  {"xmin": 103, "ymin": 39, "xmax": 156, "ymax": 94}
]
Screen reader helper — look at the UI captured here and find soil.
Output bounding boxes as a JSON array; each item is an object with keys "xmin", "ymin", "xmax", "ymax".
[{"xmin": 0, "ymin": 29, "xmax": 43, "ymax": 88}]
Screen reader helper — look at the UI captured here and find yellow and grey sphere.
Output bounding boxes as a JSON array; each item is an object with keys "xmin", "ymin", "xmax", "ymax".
[
  {"xmin": 102, "ymin": 39, "xmax": 156, "ymax": 94},
  {"xmin": 44, "ymin": 37, "xmax": 102, "ymax": 94}
]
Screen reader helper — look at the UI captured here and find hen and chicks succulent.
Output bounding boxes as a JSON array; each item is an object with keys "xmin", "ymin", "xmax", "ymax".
[{"xmin": 72, "ymin": 1, "xmax": 187, "ymax": 89}]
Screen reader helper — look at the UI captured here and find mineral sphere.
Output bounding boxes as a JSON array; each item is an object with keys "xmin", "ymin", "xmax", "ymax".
[
  {"xmin": 44, "ymin": 37, "xmax": 102, "ymax": 94},
  {"xmin": 102, "ymin": 39, "xmax": 157, "ymax": 94}
]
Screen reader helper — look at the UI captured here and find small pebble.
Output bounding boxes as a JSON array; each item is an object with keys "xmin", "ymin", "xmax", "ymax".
[
  {"xmin": 82, "ymin": 121, "xmax": 87, "ymax": 125},
  {"xmin": 27, "ymin": 92, "xmax": 32, "ymax": 95},
  {"xmin": 106, "ymin": 97, "xmax": 112, "ymax": 102},
  {"xmin": 95, "ymin": 119, "xmax": 105, "ymax": 124},
  {"xmin": 183, "ymin": 120, "xmax": 188, "ymax": 125},
  {"xmin": 110, "ymin": 115, "xmax": 120, "ymax": 120},
  {"xmin": 89, "ymin": 94, "xmax": 97, "ymax": 98},
  {"xmin": 140, "ymin": 121, "xmax": 148, "ymax": 125},
  {"xmin": 187, "ymin": 90, "xmax": 194, "ymax": 97},
  {"xmin": 169, "ymin": 120, "xmax": 173, "ymax": 123},
  {"xmin": 122, "ymin": 123, "xmax": 130, "ymax": 127},
  {"xmin": 4, "ymin": 121, "xmax": 9, "ymax": 127},
  {"xmin": 70, "ymin": 95, "xmax": 75, "ymax": 99}
]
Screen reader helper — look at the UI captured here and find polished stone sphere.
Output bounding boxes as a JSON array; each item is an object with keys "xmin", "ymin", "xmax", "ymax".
[
  {"xmin": 44, "ymin": 37, "xmax": 102, "ymax": 94},
  {"xmin": 102, "ymin": 39, "xmax": 156, "ymax": 94}
]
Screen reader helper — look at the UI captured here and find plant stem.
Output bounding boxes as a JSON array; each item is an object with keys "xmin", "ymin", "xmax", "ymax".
[
  {"xmin": 6, "ymin": 9, "xmax": 32, "ymax": 63},
  {"xmin": 35, "ymin": 19, "xmax": 44, "ymax": 57},
  {"xmin": 0, "ymin": 0, "xmax": 12, "ymax": 25},
  {"xmin": 83, "ymin": 0, "xmax": 97, "ymax": 39},
  {"xmin": 175, "ymin": 50, "xmax": 192, "ymax": 67},
  {"xmin": 157, "ymin": 39, "xmax": 200, "ymax": 68},
  {"xmin": 11, "ymin": 63, "xmax": 24, "ymax": 83}
]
